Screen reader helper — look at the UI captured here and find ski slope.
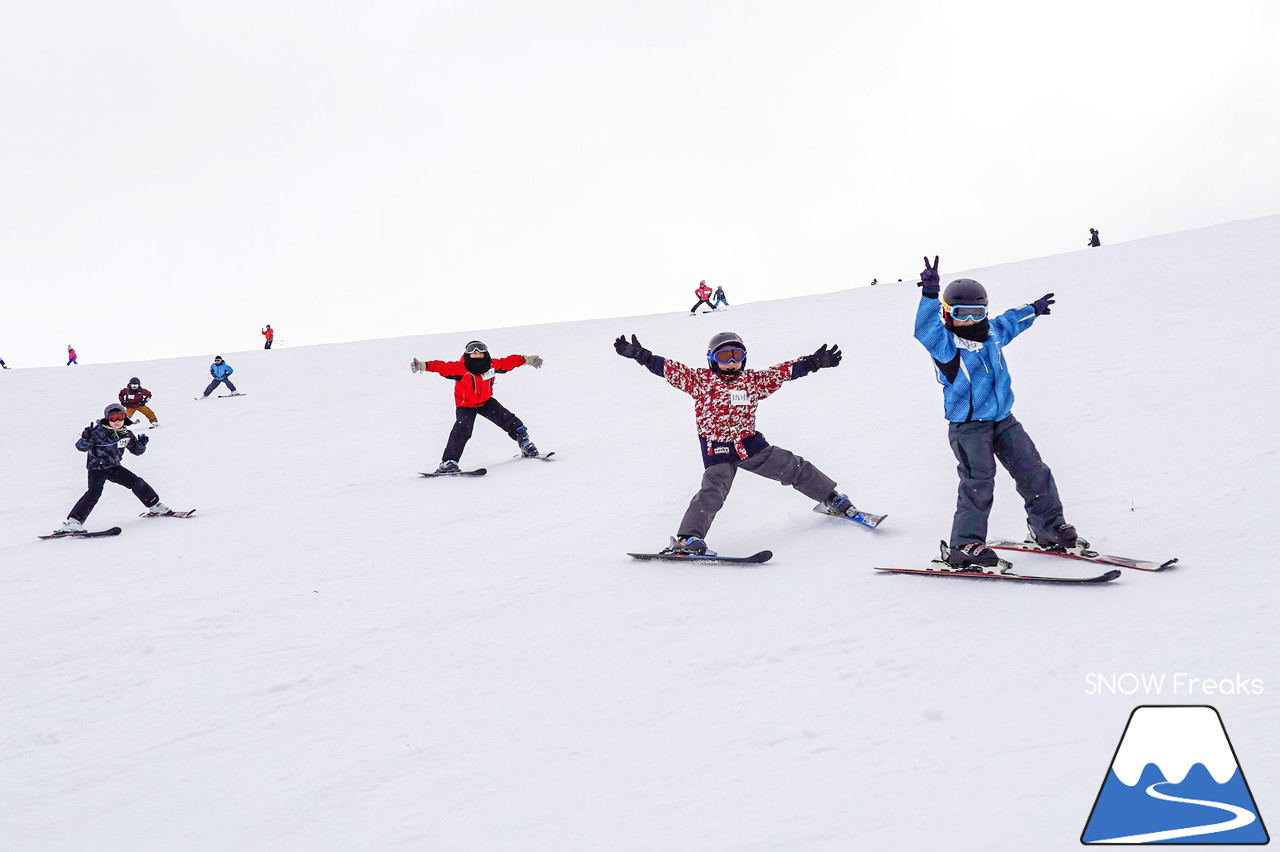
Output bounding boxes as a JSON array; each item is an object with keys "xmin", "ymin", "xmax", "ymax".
[{"xmin": 1, "ymin": 216, "xmax": 1277, "ymax": 851}]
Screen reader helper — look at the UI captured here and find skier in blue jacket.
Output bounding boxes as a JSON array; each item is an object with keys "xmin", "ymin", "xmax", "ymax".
[
  {"xmin": 199, "ymin": 355, "xmax": 238, "ymax": 399},
  {"xmin": 913, "ymin": 256, "xmax": 1086, "ymax": 570}
]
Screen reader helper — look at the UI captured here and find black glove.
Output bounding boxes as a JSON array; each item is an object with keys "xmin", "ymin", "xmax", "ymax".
[
  {"xmin": 919, "ymin": 255, "xmax": 940, "ymax": 298},
  {"xmin": 81, "ymin": 425, "xmax": 93, "ymax": 440},
  {"xmin": 614, "ymin": 334, "xmax": 651, "ymax": 363},
  {"xmin": 805, "ymin": 343, "xmax": 843, "ymax": 370},
  {"xmin": 1032, "ymin": 293, "xmax": 1056, "ymax": 316},
  {"xmin": 135, "ymin": 433, "xmax": 149, "ymax": 447}
]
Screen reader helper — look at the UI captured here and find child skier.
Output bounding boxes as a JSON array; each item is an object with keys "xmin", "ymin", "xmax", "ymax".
[
  {"xmin": 689, "ymin": 280, "xmax": 716, "ymax": 315},
  {"xmin": 118, "ymin": 377, "xmax": 158, "ymax": 427},
  {"xmin": 66, "ymin": 346, "xmax": 78, "ymax": 365},
  {"xmin": 262, "ymin": 325, "xmax": 274, "ymax": 349},
  {"xmin": 712, "ymin": 285, "xmax": 730, "ymax": 309},
  {"xmin": 913, "ymin": 255, "xmax": 1084, "ymax": 570},
  {"xmin": 614, "ymin": 330, "xmax": 859, "ymax": 555},
  {"xmin": 53, "ymin": 403, "xmax": 172, "ymax": 535},
  {"xmin": 410, "ymin": 340, "xmax": 545, "ymax": 473},
  {"xmin": 199, "ymin": 356, "xmax": 237, "ymax": 398}
]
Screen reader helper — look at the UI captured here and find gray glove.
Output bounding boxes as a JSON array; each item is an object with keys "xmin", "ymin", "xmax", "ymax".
[
  {"xmin": 525, "ymin": 355, "xmax": 544, "ymax": 369},
  {"xmin": 410, "ymin": 358, "xmax": 425, "ymax": 373}
]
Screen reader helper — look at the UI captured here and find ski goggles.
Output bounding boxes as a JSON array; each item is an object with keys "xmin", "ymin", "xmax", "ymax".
[
  {"xmin": 107, "ymin": 413, "xmax": 126, "ymax": 422},
  {"xmin": 464, "ymin": 342, "xmax": 488, "ymax": 354},
  {"xmin": 946, "ymin": 304, "xmax": 987, "ymax": 322},
  {"xmin": 710, "ymin": 347, "xmax": 747, "ymax": 364}
]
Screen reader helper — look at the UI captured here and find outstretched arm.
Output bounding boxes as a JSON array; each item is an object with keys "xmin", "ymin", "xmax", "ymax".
[
  {"xmin": 791, "ymin": 343, "xmax": 842, "ymax": 379},
  {"xmin": 614, "ymin": 334, "xmax": 665, "ymax": 378}
]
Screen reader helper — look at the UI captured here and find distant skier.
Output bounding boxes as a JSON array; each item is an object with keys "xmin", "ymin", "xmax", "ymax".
[
  {"xmin": 1088, "ymin": 228, "xmax": 1101, "ymax": 247},
  {"xmin": 66, "ymin": 345, "xmax": 78, "ymax": 366},
  {"xmin": 198, "ymin": 356, "xmax": 238, "ymax": 399},
  {"xmin": 410, "ymin": 340, "xmax": 545, "ymax": 473},
  {"xmin": 118, "ymin": 377, "xmax": 158, "ymax": 427},
  {"xmin": 613, "ymin": 329, "xmax": 860, "ymax": 555},
  {"xmin": 262, "ymin": 325, "xmax": 274, "ymax": 349},
  {"xmin": 913, "ymin": 255, "xmax": 1086, "ymax": 570},
  {"xmin": 712, "ymin": 285, "xmax": 730, "ymax": 309},
  {"xmin": 0, "ymin": 358, "xmax": 9, "ymax": 369},
  {"xmin": 689, "ymin": 280, "xmax": 716, "ymax": 315},
  {"xmin": 52, "ymin": 403, "xmax": 172, "ymax": 535}
]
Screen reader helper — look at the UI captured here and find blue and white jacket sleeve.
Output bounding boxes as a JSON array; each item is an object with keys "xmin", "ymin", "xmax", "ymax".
[{"xmin": 988, "ymin": 303, "xmax": 1039, "ymax": 345}]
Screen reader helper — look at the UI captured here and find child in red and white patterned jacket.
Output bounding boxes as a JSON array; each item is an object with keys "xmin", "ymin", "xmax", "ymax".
[{"xmin": 614, "ymin": 330, "xmax": 862, "ymax": 555}]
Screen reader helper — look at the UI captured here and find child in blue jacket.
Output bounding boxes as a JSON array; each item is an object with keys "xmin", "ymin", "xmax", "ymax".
[
  {"xmin": 913, "ymin": 256, "xmax": 1085, "ymax": 569},
  {"xmin": 199, "ymin": 355, "xmax": 238, "ymax": 399}
]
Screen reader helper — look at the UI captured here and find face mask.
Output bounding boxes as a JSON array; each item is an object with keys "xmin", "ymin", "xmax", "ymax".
[{"xmin": 464, "ymin": 353, "xmax": 492, "ymax": 375}]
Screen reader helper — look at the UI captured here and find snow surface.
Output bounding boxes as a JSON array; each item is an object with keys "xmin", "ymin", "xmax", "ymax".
[{"xmin": 2, "ymin": 216, "xmax": 1278, "ymax": 851}]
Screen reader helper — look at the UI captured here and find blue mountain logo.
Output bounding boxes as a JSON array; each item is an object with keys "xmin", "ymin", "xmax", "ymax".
[{"xmin": 1082, "ymin": 705, "xmax": 1268, "ymax": 844}]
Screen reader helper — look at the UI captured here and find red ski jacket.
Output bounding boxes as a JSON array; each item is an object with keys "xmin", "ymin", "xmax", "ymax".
[
  {"xmin": 695, "ymin": 284, "xmax": 712, "ymax": 300},
  {"xmin": 662, "ymin": 357, "xmax": 804, "ymax": 460},
  {"xmin": 118, "ymin": 386, "xmax": 153, "ymax": 407},
  {"xmin": 425, "ymin": 355, "xmax": 527, "ymax": 407}
]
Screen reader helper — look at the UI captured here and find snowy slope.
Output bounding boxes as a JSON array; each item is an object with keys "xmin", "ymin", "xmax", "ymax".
[{"xmin": 1, "ymin": 216, "xmax": 1277, "ymax": 851}]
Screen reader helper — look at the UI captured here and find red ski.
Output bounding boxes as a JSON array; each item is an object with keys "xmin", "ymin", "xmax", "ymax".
[{"xmin": 986, "ymin": 538, "xmax": 1176, "ymax": 572}]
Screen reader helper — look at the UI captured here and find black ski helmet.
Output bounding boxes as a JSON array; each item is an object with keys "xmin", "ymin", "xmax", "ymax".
[
  {"xmin": 128, "ymin": 376, "xmax": 140, "ymax": 386},
  {"xmin": 706, "ymin": 331, "xmax": 746, "ymax": 373},
  {"xmin": 941, "ymin": 279, "xmax": 987, "ymax": 327},
  {"xmin": 464, "ymin": 340, "xmax": 488, "ymax": 354},
  {"xmin": 104, "ymin": 402, "xmax": 127, "ymax": 419}
]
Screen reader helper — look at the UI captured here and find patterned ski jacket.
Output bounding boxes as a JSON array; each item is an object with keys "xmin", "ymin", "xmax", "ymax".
[
  {"xmin": 913, "ymin": 293, "xmax": 1039, "ymax": 423},
  {"xmin": 634, "ymin": 353, "xmax": 815, "ymax": 466},
  {"xmin": 425, "ymin": 355, "xmax": 527, "ymax": 408},
  {"xmin": 76, "ymin": 420, "xmax": 147, "ymax": 470},
  {"xmin": 118, "ymin": 386, "xmax": 152, "ymax": 407},
  {"xmin": 210, "ymin": 361, "xmax": 234, "ymax": 380}
]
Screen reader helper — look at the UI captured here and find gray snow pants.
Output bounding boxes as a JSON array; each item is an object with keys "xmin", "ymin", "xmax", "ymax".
[
  {"xmin": 678, "ymin": 445, "xmax": 837, "ymax": 539},
  {"xmin": 947, "ymin": 415, "xmax": 1065, "ymax": 548}
]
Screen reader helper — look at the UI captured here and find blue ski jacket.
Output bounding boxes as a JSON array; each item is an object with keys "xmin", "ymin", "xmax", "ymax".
[
  {"xmin": 210, "ymin": 361, "xmax": 234, "ymax": 380},
  {"xmin": 913, "ymin": 294, "xmax": 1039, "ymax": 423}
]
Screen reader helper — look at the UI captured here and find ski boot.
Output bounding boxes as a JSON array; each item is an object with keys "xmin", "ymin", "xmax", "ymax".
[
  {"xmin": 435, "ymin": 460, "xmax": 461, "ymax": 475},
  {"xmin": 944, "ymin": 541, "xmax": 1001, "ymax": 573},
  {"xmin": 143, "ymin": 502, "xmax": 172, "ymax": 516},
  {"xmin": 515, "ymin": 426, "xmax": 539, "ymax": 458},
  {"xmin": 1029, "ymin": 522, "xmax": 1091, "ymax": 555},
  {"xmin": 822, "ymin": 492, "xmax": 858, "ymax": 519},
  {"xmin": 659, "ymin": 535, "xmax": 717, "ymax": 557},
  {"xmin": 53, "ymin": 518, "xmax": 85, "ymax": 536}
]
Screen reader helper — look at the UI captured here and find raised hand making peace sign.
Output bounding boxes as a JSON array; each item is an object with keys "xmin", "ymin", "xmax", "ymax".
[{"xmin": 919, "ymin": 255, "xmax": 940, "ymax": 297}]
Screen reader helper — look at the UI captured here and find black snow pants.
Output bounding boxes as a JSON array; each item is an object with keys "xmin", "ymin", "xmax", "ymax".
[
  {"xmin": 677, "ymin": 445, "xmax": 837, "ymax": 539},
  {"xmin": 442, "ymin": 398, "xmax": 525, "ymax": 462},
  {"xmin": 947, "ymin": 415, "xmax": 1066, "ymax": 548},
  {"xmin": 69, "ymin": 466, "xmax": 160, "ymax": 523}
]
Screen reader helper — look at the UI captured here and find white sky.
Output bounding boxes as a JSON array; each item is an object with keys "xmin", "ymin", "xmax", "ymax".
[{"xmin": 2, "ymin": 0, "xmax": 1278, "ymax": 365}]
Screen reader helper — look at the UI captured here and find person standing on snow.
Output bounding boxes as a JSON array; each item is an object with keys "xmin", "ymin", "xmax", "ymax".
[
  {"xmin": 199, "ymin": 355, "xmax": 238, "ymax": 399},
  {"xmin": 613, "ymin": 330, "xmax": 860, "ymax": 556},
  {"xmin": 118, "ymin": 377, "xmax": 159, "ymax": 427},
  {"xmin": 712, "ymin": 285, "xmax": 730, "ymax": 309},
  {"xmin": 1088, "ymin": 228, "xmax": 1101, "ymax": 247},
  {"xmin": 52, "ymin": 403, "xmax": 173, "ymax": 535},
  {"xmin": 410, "ymin": 340, "xmax": 545, "ymax": 473},
  {"xmin": 913, "ymin": 255, "xmax": 1085, "ymax": 570},
  {"xmin": 262, "ymin": 325, "xmax": 274, "ymax": 349},
  {"xmin": 66, "ymin": 346, "xmax": 78, "ymax": 365},
  {"xmin": 689, "ymin": 280, "xmax": 716, "ymax": 315}
]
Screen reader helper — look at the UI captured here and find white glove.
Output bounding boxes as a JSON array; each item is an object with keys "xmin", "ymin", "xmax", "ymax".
[
  {"xmin": 525, "ymin": 355, "xmax": 544, "ymax": 369},
  {"xmin": 410, "ymin": 358, "xmax": 425, "ymax": 373}
]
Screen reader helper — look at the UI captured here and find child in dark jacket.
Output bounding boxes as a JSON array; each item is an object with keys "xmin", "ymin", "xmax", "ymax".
[
  {"xmin": 410, "ymin": 340, "xmax": 545, "ymax": 472},
  {"xmin": 118, "ymin": 377, "xmax": 158, "ymax": 427},
  {"xmin": 54, "ymin": 404, "xmax": 171, "ymax": 534}
]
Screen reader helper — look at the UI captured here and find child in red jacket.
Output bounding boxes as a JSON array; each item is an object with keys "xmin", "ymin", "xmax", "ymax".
[{"xmin": 410, "ymin": 340, "xmax": 545, "ymax": 473}]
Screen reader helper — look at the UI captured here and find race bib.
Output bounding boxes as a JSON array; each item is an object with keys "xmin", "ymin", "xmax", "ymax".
[
  {"xmin": 117, "ymin": 438, "xmax": 130, "ymax": 448},
  {"xmin": 730, "ymin": 389, "xmax": 751, "ymax": 406}
]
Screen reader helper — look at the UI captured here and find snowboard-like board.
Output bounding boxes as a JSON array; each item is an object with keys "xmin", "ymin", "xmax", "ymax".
[
  {"xmin": 875, "ymin": 562, "xmax": 1120, "ymax": 584},
  {"xmin": 812, "ymin": 504, "xmax": 887, "ymax": 530},
  {"xmin": 140, "ymin": 509, "xmax": 198, "ymax": 519},
  {"xmin": 986, "ymin": 538, "xmax": 1177, "ymax": 572},
  {"xmin": 39, "ymin": 527, "xmax": 123, "ymax": 540},
  {"xmin": 628, "ymin": 550, "xmax": 772, "ymax": 564}
]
